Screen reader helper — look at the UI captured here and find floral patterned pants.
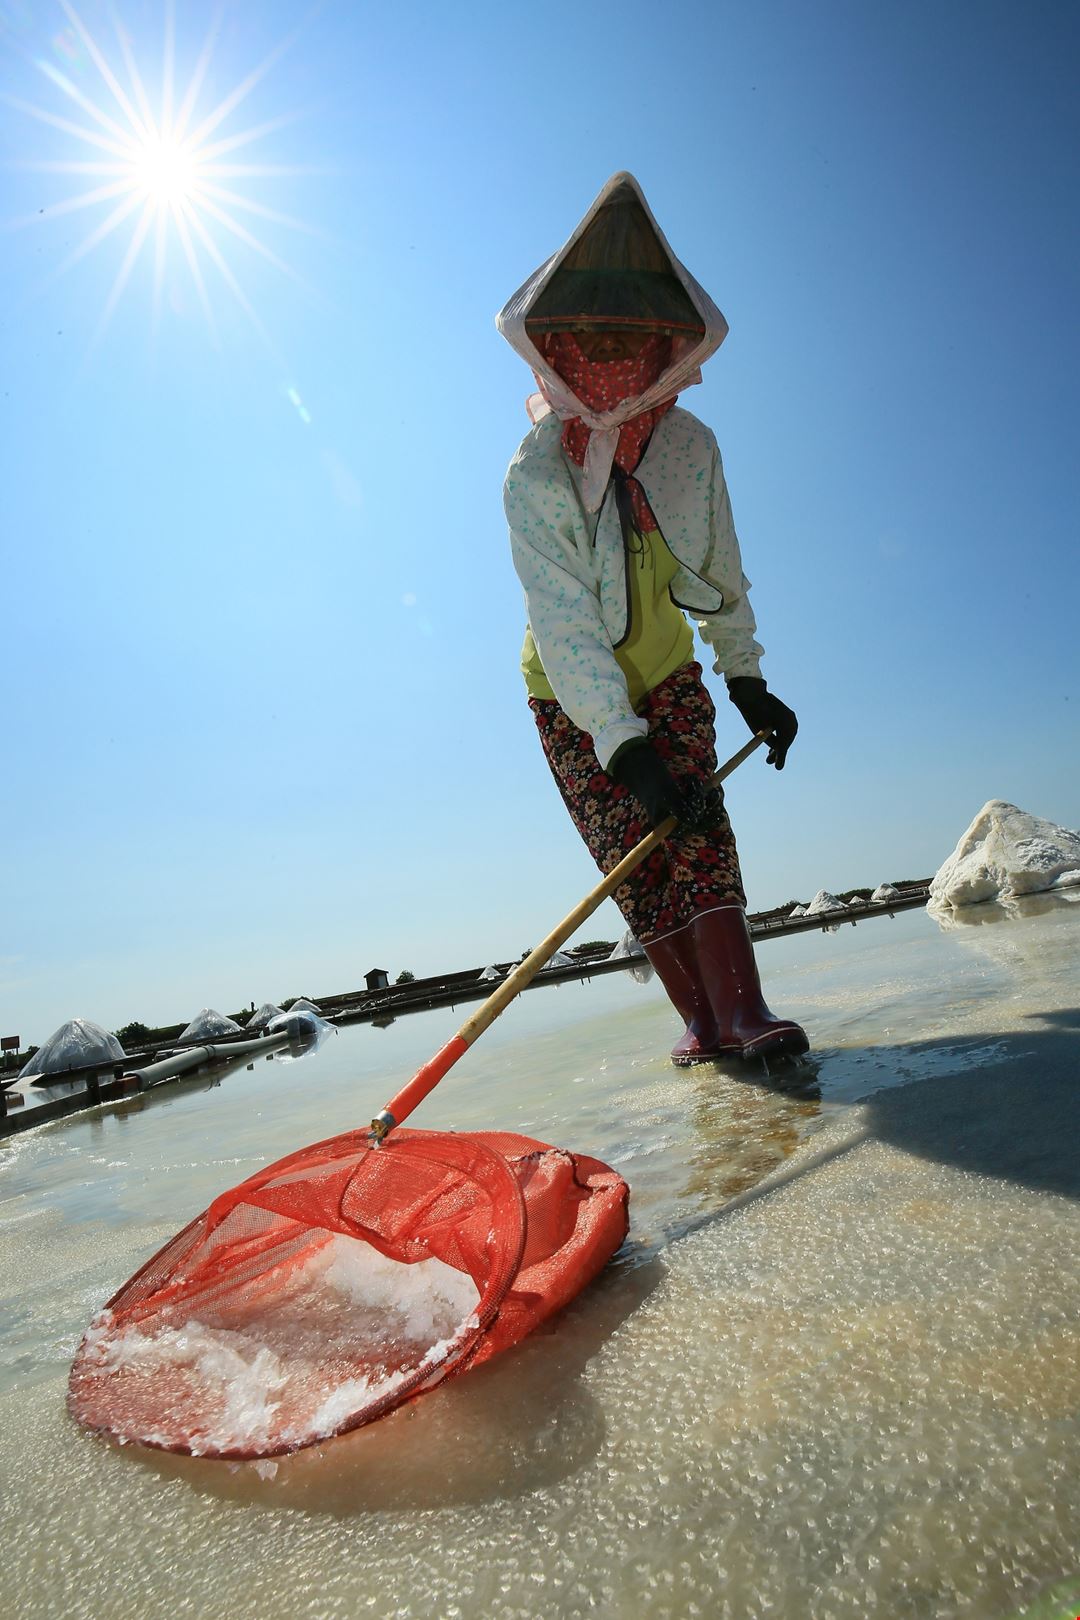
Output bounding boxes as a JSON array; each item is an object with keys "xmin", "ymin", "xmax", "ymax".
[{"xmin": 529, "ymin": 661, "xmax": 746, "ymax": 943}]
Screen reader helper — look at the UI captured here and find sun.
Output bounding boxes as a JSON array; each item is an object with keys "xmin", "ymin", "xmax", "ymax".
[
  {"xmin": 132, "ymin": 132, "xmax": 198, "ymax": 208},
  {"xmin": 11, "ymin": 1, "xmax": 315, "ymax": 345}
]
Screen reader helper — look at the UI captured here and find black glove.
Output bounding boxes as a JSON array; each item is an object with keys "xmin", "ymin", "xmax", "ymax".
[
  {"xmin": 609, "ymin": 738, "xmax": 724, "ymax": 832},
  {"xmin": 726, "ymin": 677, "xmax": 798, "ymax": 769}
]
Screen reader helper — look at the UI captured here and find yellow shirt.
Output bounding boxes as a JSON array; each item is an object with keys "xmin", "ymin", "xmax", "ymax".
[{"xmin": 522, "ymin": 528, "xmax": 694, "ymax": 708}]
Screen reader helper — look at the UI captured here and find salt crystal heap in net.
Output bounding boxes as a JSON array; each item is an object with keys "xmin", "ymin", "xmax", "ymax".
[{"xmin": 68, "ymin": 1128, "xmax": 628, "ymax": 1459}]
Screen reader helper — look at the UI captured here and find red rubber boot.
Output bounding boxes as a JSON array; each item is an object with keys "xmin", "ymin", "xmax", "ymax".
[
  {"xmin": 643, "ymin": 925, "xmax": 723, "ymax": 1066},
  {"xmin": 691, "ymin": 905, "xmax": 810, "ymax": 1060}
]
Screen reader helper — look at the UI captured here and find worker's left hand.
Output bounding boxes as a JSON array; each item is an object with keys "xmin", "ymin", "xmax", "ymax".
[{"xmin": 726, "ymin": 677, "xmax": 798, "ymax": 769}]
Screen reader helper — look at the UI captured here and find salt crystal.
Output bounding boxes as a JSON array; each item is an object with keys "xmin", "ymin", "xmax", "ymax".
[
  {"xmin": 805, "ymin": 890, "xmax": 844, "ymax": 915},
  {"xmin": 77, "ymin": 1235, "xmax": 480, "ymax": 1455}
]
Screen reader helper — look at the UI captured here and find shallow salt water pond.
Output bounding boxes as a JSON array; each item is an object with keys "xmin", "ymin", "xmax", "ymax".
[{"xmin": 3, "ymin": 901, "xmax": 1080, "ymax": 1619}]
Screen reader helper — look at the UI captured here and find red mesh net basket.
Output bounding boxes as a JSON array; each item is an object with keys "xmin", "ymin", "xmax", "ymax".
[{"xmin": 68, "ymin": 1128, "xmax": 629, "ymax": 1459}]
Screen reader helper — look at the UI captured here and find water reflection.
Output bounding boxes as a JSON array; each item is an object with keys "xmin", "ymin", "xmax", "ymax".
[
  {"xmin": 929, "ymin": 887, "xmax": 1080, "ymax": 929},
  {"xmin": 682, "ymin": 1062, "xmax": 821, "ymax": 1208}
]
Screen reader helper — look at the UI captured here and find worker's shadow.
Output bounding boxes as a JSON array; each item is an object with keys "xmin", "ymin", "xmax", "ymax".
[
  {"xmin": 856, "ymin": 1005, "xmax": 1080, "ymax": 1199},
  {"xmin": 664, "ymin": 1004, "xmax": 1080, "ymax": 1260},
  {"xmin": 134, "ymin": 1247, "xmax": 664, "ymax": 1517},
  {"xmin": 670, "ymin": 894, "xmax": 1080, "ymax": 1234},
  {"xmin": 839, "ymin": 892, "xmax": 1080, "ymax": 1199},
  {"xmin": 857, "ymin": 895, "xmax": 1080, "ymax": 1200}
]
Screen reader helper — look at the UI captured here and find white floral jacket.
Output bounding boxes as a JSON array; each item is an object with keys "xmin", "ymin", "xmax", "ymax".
[{"xmin": 504, "ymin": 406, "xmax": 764, "ymax": 770}]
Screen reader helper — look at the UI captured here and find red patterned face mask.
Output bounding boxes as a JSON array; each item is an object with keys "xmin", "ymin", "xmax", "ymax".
[{"xmin": 543, "ymin": 333, "xmax": 675, "ymax": 531}]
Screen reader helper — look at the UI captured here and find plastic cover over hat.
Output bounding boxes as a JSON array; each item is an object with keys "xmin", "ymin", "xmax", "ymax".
[{"xmin": 495, "ymin": 172, "xmax": 729, "ymax": 510}]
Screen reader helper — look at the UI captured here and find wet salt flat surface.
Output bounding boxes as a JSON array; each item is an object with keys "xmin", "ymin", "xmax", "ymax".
[{"xmin": 2, "ymin": 900, "xmax": 1079, "ymax": 1619}]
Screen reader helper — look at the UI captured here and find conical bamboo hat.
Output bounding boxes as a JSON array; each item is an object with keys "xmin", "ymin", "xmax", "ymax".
[{"xmin": 524, "ymin": 175, "xmax": 705, "ymax": 335}]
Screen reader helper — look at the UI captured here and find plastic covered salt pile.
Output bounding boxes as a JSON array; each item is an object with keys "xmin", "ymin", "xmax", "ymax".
[
  {"xmin": 245, "ymin": 1002, "xmax": 284, "ymax": 1031},
  {"xmin": 75, "ymin": 1235, "xmax": 480, "ymax": 1457},
  {"xmin": 265, "ymin": 1008, "xmax": 336, "ymax": 1062},
  {"xmin": 287, "ymin": 998, "xmax": 322, "ymax": 1015},
  {"xmin": 176, "ymin": 1009, "xmax": 244, "ymax": 1044},
  {"xmin": 19, "ymin": 1018, "xmax": 125, "ymax": 1081},
  {"xmin": 929, "ymin": 800, "xmax": 1080, "ymax": 914},
  {"xmin": 788, "ymin": 903, "xmax": 807, "ymax": 917},
  {"xmin": 607, "ymin": 929, "xmax": 655, "ymax": 985}
]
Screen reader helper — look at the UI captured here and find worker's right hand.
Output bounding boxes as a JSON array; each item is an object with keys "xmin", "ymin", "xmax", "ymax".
[{"xmin": 609, "ymin": 739, "xmax": 723, "ymax": 832}]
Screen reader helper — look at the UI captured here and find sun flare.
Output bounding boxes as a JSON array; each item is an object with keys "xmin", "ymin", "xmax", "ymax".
[{"xmin": 13, "ymin": 2, "xmax": 314, "ymax": 345}]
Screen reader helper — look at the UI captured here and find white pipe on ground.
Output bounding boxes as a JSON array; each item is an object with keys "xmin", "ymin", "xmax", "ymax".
[{"xmin": 126, "ymin": 1032, "xmax": 291, "ymax": 1088}]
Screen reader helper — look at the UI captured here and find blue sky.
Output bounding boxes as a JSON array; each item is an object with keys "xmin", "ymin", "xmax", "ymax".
[{"xmin": 2, "ymin": 0, "xmax": 1078, "ymax": 1043}]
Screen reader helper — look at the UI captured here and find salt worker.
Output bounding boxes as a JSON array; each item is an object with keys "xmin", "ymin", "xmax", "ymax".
[{"xmin": 496, "ymin": 172, "xmax": 809, "ymax": 1064}]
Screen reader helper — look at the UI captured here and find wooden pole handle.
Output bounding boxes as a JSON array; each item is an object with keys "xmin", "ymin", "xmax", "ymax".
[{"xmin": 372, "ymin": 731, "xmax": 767, "ymax": 1136}]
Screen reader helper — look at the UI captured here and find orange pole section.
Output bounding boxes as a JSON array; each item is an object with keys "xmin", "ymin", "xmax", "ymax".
[{"xmin": 377, "ymin": 1035, "xmax": 469, "ymax": 1132}]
